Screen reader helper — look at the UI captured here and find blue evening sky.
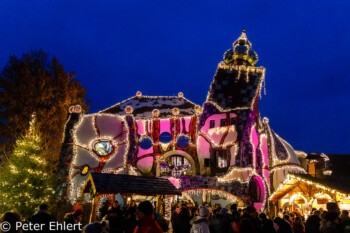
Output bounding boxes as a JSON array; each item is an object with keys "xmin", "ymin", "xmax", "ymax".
[{"xmin": 0, "ymin": 0, "xmax": 349, "ymax": 154}]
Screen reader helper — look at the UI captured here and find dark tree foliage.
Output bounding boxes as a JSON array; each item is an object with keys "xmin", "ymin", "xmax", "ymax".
[{"xmin": 0, "ymin": 50, "xmax": 90, "ymax": 169}]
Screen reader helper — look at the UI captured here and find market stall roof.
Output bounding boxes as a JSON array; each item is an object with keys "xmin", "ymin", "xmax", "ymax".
[
  {"xmin": 291, "ymin": 173, "xmax": 350, "ymax": 194},
  {"xmin": 270, "ymin": 173, "xmax": 350, "ymax": 202},
  {"xmin": 82, "ymin": 173, "xmax": 182, "ymax": 196},
  {"xmin": 269, "ymin": 174, "xmax": 301, "ymax": 201}
]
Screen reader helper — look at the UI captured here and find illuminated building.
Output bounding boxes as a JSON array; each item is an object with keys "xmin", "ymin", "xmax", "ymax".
[{"xmin": 59, "ymin": 30, "xmax": 307, "ymax": 212}]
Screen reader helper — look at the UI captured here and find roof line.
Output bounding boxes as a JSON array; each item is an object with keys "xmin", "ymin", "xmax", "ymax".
[{"xmin": 98, "ymin": 95, "xmax": 198, "ymax": 114}]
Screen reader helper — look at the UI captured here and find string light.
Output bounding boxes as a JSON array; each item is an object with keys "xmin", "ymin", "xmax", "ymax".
[
  {"xmin": 269, "ymin": 174, "xmax": 348, "ymax": 201},
  {"xmin": 182, "ymin": 188, "xmax": 240, "ymax": 202}
]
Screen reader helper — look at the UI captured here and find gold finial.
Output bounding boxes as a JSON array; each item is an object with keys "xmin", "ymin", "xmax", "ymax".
[
  {"xmin": 125, "ymin": 106, "xmax": 133, "ymax": 114},
  {"xmin": 242, "ymin": 29, "xmax": 246, "ymax": 32}
]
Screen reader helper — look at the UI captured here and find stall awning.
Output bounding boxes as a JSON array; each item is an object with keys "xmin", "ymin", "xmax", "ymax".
[
  {"xmin": 270, "ymin": 173, "xmax": 350, "ymax": 202},
  {"xmin": 82, "ymin": 173, "xmax": 182, "ymax": 196}
]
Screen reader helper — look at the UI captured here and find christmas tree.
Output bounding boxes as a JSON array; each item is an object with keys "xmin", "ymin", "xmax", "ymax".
[{"xmin": 0, "ymin": 114, "xmax": 55, "ymax": 218}]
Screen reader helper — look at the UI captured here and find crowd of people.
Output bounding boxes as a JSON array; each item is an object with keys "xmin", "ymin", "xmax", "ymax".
[{"xmin": 2, "ymin": 201, "xmax": 350, "ymax": 233}]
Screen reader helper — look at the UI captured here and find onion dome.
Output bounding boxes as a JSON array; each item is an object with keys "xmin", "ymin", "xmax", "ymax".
[{"xmin": 223, "ymin": 29, "xmax": 258, "ymax": 66}]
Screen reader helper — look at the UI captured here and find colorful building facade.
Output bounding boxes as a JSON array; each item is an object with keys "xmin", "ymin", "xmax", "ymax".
[{"xmin": 59, "ymin": 30, "xmax": 306, "ymax": 211}]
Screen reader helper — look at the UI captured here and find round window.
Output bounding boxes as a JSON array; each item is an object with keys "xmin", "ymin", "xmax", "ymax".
[
  {"xmin": 140, "ymin": 137, "xmax": 153, "ymax": 150},
  {"xmin": 159, "ymin": 132, "xmax": 172, "ymax": 144},
  {"xmin": 94, "ymin": 141, "xmax": 113, "ymax": 156},
  {"xmin": 177, "ymin": 135, "xmax": 189, "ymax": 148}
]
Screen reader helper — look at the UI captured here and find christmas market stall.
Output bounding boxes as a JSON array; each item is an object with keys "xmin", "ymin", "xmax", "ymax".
[
  {"xmin": 81, "ymin": 173, "xmax": 181, "ymax": 222},
  {"xmin": 269, "ymin": 154, "xmax": 350, "ymax": 214}
]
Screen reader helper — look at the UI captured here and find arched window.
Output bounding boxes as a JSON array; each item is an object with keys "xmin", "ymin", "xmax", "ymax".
[
  {"xmin": 160, "ymin": 155, "xmax": 192, "ymax": 176},
  {"xmin": 249, "ymin": 178, "xmax": 262, "ymax": 203}
]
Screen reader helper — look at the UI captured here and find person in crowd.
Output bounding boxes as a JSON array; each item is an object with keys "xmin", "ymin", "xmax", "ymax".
[
  {"xmin": 154, "ymin": 211, "xmax": 168, "ymax": 232},
  {"xmin": 292, "ymin": 216, "xmax": 305, "ymax": 233},
  {"xmin": 64, "ymin": 208, "xmax": 83, "ymax": 233},
  {"xmin": 99, "ymin": 200, "xmax": 110, "ymax": 221},
  {"xmin": 319, "ymin": 211, "xmax": 340, "ymax": 233},
  {"xmin": 238, "ymin": 210, "xmax": 260, "ymax": 233},
  {"xmin": 133, "ymin": 201, "xmax": 162, "ymax": 233},
  {"xmin": 273, "ymin": 217, "xmax": 293, "ymax": 233},
  {"xmin": 190, "ymin": 206, "xmax": 210, "ymax": 233},
  {"xmin": 321, "ymin": 202, "xmax": 344, "ymax": 233},
  {"xmin": 124, "ymin": 200, "xmax": 137, "ymax": 233},
  {"xmin": 259, "ymin": 213, "xmax": 275, "ymax": 233},
  {"xmin": 105, "ymin": 201, "xmax": 124, "ymax": 233},
  {"xmin": 173, "ymin": 207, "xmax": 191, "ymax": 233},
  {"xmin": 305, "ymin": 211, "xmax": 321, "ymax": 233},
  {"xmin": 340, "ymin": 210, "xmax": 350, "ymax": 233},
  {"xmin": 290, "ymin": 212, "xmax": 296, "ymax": 222},
  {"xmin": 284, "ymin": 214, "xmax": 292, "ymax": 224},
  {"xmin": 340, "ymin": 210, "xmax": 349, "ymax": 222},
  {"xmin": 0, "ymin": 212, "xmax": 22, "ymax": 233},
  {"xmin": 210, "ymin": 208, "xmax": 224, "ymax": 233},
  {"xmin": 230, "ymin": 204, "xmax": 240, "ymax": 221},
  {"xmin": 27, "ymin": 204, "xmax": 58, "ymax": 233},
  {"xmin": 190, "ymin": 207, "xmax": 199, "ymax": 219},
  {"xmin": 171, "ymin": 204, "xmax": 181, "ymax": 232},
  {"xmin": 229, "ymin": 213, "xmax": 240, "ymax": 233},
  {"xmin": 245, "ymin": 206, "xmax": 262, "ymax": 233},
  {"xmin": 83, "ymin": 221, "xmax": 109, "ymax": 233},
  {"xmin": 187, "ymin": 202, "xmax": 194, "ymax": 209}
]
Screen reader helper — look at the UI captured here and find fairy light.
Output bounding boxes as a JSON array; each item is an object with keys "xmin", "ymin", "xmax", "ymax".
[
  {"xmin": 259, "ymin": 134, "xmax": 267, "ymax": 167},
  {"xmin": 290, "ymin": 193, "xmax": 307, "ymax": 203},
  {"xmin": 67, "ymin": 113, "xmax": 130, "ymax": 201},
  {"xmin": 183, "ymin": 188, "xmax": 240, "ymax": 202},
  {"xmin": 250, "ymin": 123, "xmax": 257, "ymax": 168},
  {"xmin": 57, "ymin": 31, "xmax": 309, "ymax": 213},
  {"xmin": 269, "ymin": 174, "xmax": 348, "ymax": 201},
  {"xmin": 295, "ymin": 151, "xmax": 308, "ymax": 158},
  {"xmin": 99, "ymin": 94, "xmax": 197, "ymax": 119},
  {"xmin": 270, "ymin": 165, "xmax": 306, "ymax": 174},
  {"xmin": 320, "ymin": 153, "xmax": 330, "ymax": 161},
  {"xmin": 0, "ymin": 115, "xmax": 54, "ymax": 213},
  {"xmin": 164, "ymin": 196, "xmax": 173, "ymax": 221}
]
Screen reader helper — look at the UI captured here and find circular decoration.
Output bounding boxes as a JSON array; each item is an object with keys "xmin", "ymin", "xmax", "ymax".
[
  {"xmin": 152, "ymin": 109, "xmax": 160, "ymax": 117},
  {"xmin": 125, "ymin": 106, "xmax": 133, "ymax": 114},
  {"xmin": 160, "ymin": 132, "xmax": 172, "ymax": 144},
  {"xmin": 93, "ymin": 141, "xmax": 114, "ymax": 156},
  {"xmin": 195, "ymin": 105, "xmax": 201, "ymax": 113},
  {"xmin": 136, "ymin": 91, "xmax": 142, "ymax": 97},
  {"xmin": 263, "ymin": 117, "xmax": 269, "ymax": 124},
  {"xmin": 178, "ymin": 92, "xmax": 184, "ymax": 98},
  {"xmin": 140, "ymin": 137, "xmax": 153, "ymax": 150},
  {"xmin": 177, "ymin": 135, "xmax": 189, "ymax": 148},
  {"xmin": 69, "ymin": 105, "xmax": 82, "ymax": 113},
  {"xmin": 81, "ymin": 165, "xmax": 90, "ymax": 176},
  {"xmin": 172, "ymin": 108, "xmax": 179, "ymax": 116}
]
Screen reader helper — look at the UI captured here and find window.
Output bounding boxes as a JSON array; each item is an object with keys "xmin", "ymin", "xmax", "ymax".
[
  {"xmin": 160, "ymin": 155, "xmax": 193, "ymax": 176},
  {"xmin": 177, "ymin": 135, "xmax": 189, "ymax": 148},
  {"xmin": 159, "ymin": 132, "xmax": 172, "ymax": 143},
  {"xmin": 217, "ymin": 156, "xmax": 227, "ymax": 168},
  {"xmin": 230, "ymin": 117, "xmax": 236, "ymax": 125},
  {"xmin": 249, "ymin": 178, "xmax": 262, "ymax": 202},
  {"xmin": 216, "ymin": 151, "xmax": 228, "ymax": 168},
  {"xmin": 209, "ymin": 120, "xmax": 215, "ymax": 128},
  {"xmin": 220, "ymin": 119, "xmax": 226, "ymax": 127},
  {"xmin": 94, "ymin": 141, "xmax": 113, "ymax": 156},
  {"xmin": 140, "ymin": 137, "xmax": 153, "ymax": 150}
]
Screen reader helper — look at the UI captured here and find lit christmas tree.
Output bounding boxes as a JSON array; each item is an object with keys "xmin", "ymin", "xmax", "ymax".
[{"xmin": 0, "ymin": 114, "xmax": 55, "ymax": 217}]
